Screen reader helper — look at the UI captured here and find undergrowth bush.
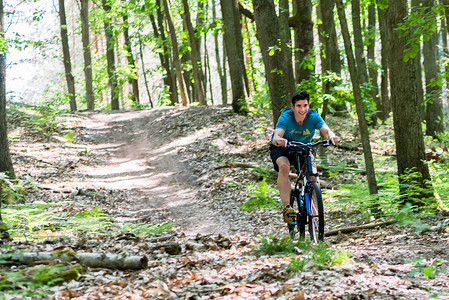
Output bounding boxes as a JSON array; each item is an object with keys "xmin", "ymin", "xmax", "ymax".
[
  {"xmin": 241, "ymin": 178, "xmax": 280, "ymax": 211},
  {"xmin": 254, "ymin": 235, "xmax": 352, "ymax": 271}
]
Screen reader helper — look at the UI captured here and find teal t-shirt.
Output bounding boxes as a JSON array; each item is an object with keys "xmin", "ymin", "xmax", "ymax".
[{"xmin": 272, "ymin": 108, "xmax": 325, "ymax": 144}]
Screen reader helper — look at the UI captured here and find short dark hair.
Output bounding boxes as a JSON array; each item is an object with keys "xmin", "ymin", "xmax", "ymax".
[{"xmin": 291, "ymin": 90, "xmax": 310, "ymax": 105}]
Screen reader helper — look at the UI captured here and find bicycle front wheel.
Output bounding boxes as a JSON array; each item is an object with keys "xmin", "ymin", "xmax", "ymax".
[{"xmin": 307, "ymin": 181, "xmax": 324, "ymax": 243}]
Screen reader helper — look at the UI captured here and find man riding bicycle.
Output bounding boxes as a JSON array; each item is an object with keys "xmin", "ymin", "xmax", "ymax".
[{"xmin": 270, "ymin": 91, "xmax": 340, "ymax": 223}]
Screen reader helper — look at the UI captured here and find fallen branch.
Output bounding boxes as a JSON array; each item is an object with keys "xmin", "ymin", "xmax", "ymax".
[
  {"xmin": 0, "ymin": 251, "xmax": 148, "ymax": 270},
  {"xmin": 325, "ymin": 219, "xmax": 397, "ymax": 237}
]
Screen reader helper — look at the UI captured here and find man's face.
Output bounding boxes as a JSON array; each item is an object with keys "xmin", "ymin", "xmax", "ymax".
[{"xmin": 291, "ymin": 99, "xmax": 309, "ymax": 117}]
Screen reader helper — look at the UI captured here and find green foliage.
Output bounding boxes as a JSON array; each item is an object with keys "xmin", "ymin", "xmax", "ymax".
[
  {"xmin": 0, "ymin": 173, "xmax": 32, "ymax": 205},
  {"xmin": 288, "ymin": 243, "xmax": 352, "ymax": 271},
  {"xmin": 255, "ymin": 235, "xmax": 309, "ymax": 256},
  {"xmin": 121, "ymin": 222, "xmax": 175, "ymax": 236},
  {"xmin": 2, "ymin": 201, "xmax": 174, "ymax": 240},
  {"xmin": 398, "ymin": 3, "xmax": 445, "ymax": 62},
  {"xmin": 240, "ymin": 178, "xmax": 280, "ymax": 211},
  {"xmin": 407, "ymin": 258, "xmax": 446, "ymax": 279},
  {"xmin": 254, "ymin": 236, "xmax": 351, "ymax": 271},
  {"xmin": 0, "ymin": 263, "xmax": 81, "ymax": 297}
]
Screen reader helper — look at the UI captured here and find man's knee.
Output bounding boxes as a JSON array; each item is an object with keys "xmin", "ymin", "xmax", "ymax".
[{"xmin": 278, "ymin": 162, "xmax": 290, "ymax": 175}]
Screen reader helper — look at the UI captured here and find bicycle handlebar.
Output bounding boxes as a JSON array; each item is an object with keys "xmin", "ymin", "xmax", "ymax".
[{"xmin": 286, "ymin": 140, "xmax": 333, "ymax": 149}]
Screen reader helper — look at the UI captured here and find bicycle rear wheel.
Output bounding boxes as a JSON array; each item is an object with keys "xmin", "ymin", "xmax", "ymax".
[{"xmin": 307, "ymin": 181, "xmax": 324, "ymax": 243}]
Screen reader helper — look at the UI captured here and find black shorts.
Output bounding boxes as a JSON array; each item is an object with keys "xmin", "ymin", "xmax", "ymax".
[{"xmin": 269, "ymin": 144, "xmax": 316, "ymax": 172}]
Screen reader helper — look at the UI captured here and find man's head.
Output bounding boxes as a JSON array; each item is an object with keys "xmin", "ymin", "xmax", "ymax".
[{"xmin": 291, "ymin": 90, "xmax": 310, "ymax": 105}]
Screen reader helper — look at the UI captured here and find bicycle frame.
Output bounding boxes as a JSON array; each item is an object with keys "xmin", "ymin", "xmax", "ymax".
[{"xmin": 286, "ymin": 140, "xmax": 331, "ymax": 241}]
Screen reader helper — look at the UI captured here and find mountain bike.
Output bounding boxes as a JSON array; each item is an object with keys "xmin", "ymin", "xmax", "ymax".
[{"xmin": 285, "ymin": 140, "xmax": 332, "ymax": 243}]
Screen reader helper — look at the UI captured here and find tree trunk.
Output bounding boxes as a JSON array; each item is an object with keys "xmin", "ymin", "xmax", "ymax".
[
  {"xmin": 123, "ymin": 15, "xmax": 140, "ymax": 106},
  {"xmin": 317, "ymin": 0, "xmax": 340, "ymax": 119},
  {"xmin": 212, "ymin": 0, "xmax": 226, "ymax": 105},
  {"xmin": 377, "ymin": 4, "xmax": 391, "ymax": 120},
  {"xmin": 411, "ymin": 0, "xmax": 425, "ymax": 122},
  {"xmin": 422, "ymin": 0, "xmax": 444, "ymax": 138},
  {"xmin": 384, "ymin": 0, "xmax": 433, "ymax": 203},
  {"xmin": 58, "ymin": 0, "xmax": 77, "ymax": 111},
  {"xmin": 222, "ymin": 34, "xmax": 228, "ymax": 105},
  {"xmin": 138, "ymin": 37, "xmax": 153, "ymax": 108},
  {"xmin": 0, "ymin": 3, "xmax": 15, "ymax": 181},
  {"xmin": 279, "ymin": 0, "xmax": 295, "ymax": 100},
  {"xmin": 182, "ymin": 0, "xmax": 206, "ymax": 105},
  {"xmin": 367, "ymin": 4, "xmax": 380, "ymax": 125},
  {"xmin": 291, "ymin": 0, "xmax": 314, "ymax": 85},
  {"xmin": 154, "ymin": 0, "xmax": 178, "ymax": 106},
  {"xmin": 80, "ymin": 0, "xmax": 94, "ymax": 110},
  {"xmin": 335, "ymin": 0, "xmax": 378, "ymax": 195},
  {"xmin": 252, "ymin": 0, "xmax": 288, "ymax": 125},
  {"xmin": 0, "ymin": 0, "xmax": 14, "ymax": 241},
  {"xmin": 1, "ymin": 252, "xmax": 149, "ymax": 270},
  {"xmin": 220, "ymin": 0, "xmax": 248, "ymax": 114},
  {"xmin": 101, "ymin": 0, "xmax": 119, "ymax": 110},
  {"xmin": 163, "ymin": 0, "xmax": 188, "ymax": 106}
]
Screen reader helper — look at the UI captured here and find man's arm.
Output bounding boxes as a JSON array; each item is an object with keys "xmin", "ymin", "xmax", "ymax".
[
  {"xmin": 272, "ymin": 128, "xmax": 287, "ymax": 147},
  {"xmin": 320, "ymin": 125, "xmax": 340, "ymax": 145}
]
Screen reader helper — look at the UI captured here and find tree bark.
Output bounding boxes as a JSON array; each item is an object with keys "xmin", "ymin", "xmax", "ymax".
[
  {"xmin": 252, "ymin": 0, "xmax": 288, "ymax": 125},
  {"xmin": 411, "ymin": 0, "xmax": 425, "ymax": 121},
  {"xmin": 101, "ymin": 0, "xmax": 119, "ymax": 110},
  {"xmin": 335, "ymin": 0, "xmax": 378, "ymax": 195},
  {"xmin": 279, "ymin": 0, "xmax": 295, "ymax": 100},
  {"xmin": 220, "ymin": 0, "xmax": 248, "ymax": 114},
  {"xmin": 1, "ymin": 252, "xmax": 149, "ymax": 270},
  {"xmin": 123, "ymin": 14, "xmax": 140, "ymax": 106},
  {"xmin": 291, "ymin": 0, "xmax": 314, "ymax": 85},
  {"xmin": 58, "ymin": 0, "xmax": 77, "ymax": 111},
  {"xmin": 138, "ymin": 36, "xmax": 153, "ymax": 108},
  {"xmin": 1, "ymin": 0, "xmax": 14, "ymax": 241},
  {"xmin": 384, "ymin": 0, "xmax": 433, "ymax": 203},
  {"xmin": 422, "ymin": 0, "xmax": 444, "ymax": 138},
  {"xmin": 80, "ymin": 0, "xmax": 94, "ymax": 110},
  {"xmin": 163, "ymin": 0, "xmax": 189, "ymax": 106},
  {"xmin": 182, "ymin": 0, "xmax": 206, "ymax": 105},
  {"xmin": 0, "ymin": 1, "xmax": 15, "ymax": 181}
]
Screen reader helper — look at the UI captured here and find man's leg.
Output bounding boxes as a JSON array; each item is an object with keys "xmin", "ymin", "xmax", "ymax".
[{"xmin": 276, "ymin": 156, "xmax": 291, "ymax": 207}]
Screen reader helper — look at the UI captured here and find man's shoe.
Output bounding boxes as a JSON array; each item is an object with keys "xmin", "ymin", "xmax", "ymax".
[{"xmin": 282, "ymin": 205, "xmax": 295, "ymax": 223}]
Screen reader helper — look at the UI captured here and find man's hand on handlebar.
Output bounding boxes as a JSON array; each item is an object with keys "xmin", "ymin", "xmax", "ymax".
[
  {"xmin": 329, "ymin": 136, "xmax": 340, "ymax": 145},
  {"xmin": 274, "ymin": 138, "xmax": 287, "ymax": 147}
]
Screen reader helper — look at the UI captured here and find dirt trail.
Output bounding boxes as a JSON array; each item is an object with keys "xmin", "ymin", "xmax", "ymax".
[{"xmin": 78, "ymin": 108, "xmax": 233, "ymax": 236}]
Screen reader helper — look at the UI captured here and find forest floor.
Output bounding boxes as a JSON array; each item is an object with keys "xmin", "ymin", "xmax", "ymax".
[{"xmin": 3, "ymin": 105, "xmax": 449, "ymax": 299}]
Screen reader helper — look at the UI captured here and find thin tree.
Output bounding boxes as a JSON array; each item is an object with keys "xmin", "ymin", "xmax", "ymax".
[
  {"xmin": 102, "ymin": 0, "xmax": 119, "ymax": 110},
  {"xmin": 252, "ymin": 0, "xmax": 288, "ymax": 124},
  {"xmin": 80, "ymin": 0, "xmax": 95, "ymax": 110},
  {"xmin": 384, "ymin": 0, "xmax": 433, "ymax": 203},
  {"xmin": 0, "ymin": 0, "xmax": 15, "ymax": 241},
  {"xmin": 182, "ymin": 0, "xmax": 206, "ymax": 105},
  {"xmin": 421, "ymin": 0, "xmax": 444, "ymax": 138},
  {"xmin": 367, "ymin": 3, "xmax": 380, "ymax": 124},
  {"xmin": 220, "ymin": 0, "xmax": 248, "ymax": 114},
  {"xmin": 154, "ymin": 0, "xmax": 177, "ymax": 105},
  {"xmin": 122, "ymin": 14, "xmax": 140, "ymax": 106},
  {"xmin": 163, "ymin": 0, "xmax": 188, "ymax": 106},
  {"xmin": 317, "ymin": 0, "xmax": 341, "ymax": 119},
  {"xmin": 335, "ymin": 0, "xmax": 378, "ymax": 195},
  {"xmin": 212, "ymin": 0, "xmax": 226, "ymax": 105},
  {"xmin": 377, "ymin": 3, "xmax": 391, "ymax": 120},
  {"xmin": 58, "ymin": 0, "xmax": 77, "ymax": 111}
]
